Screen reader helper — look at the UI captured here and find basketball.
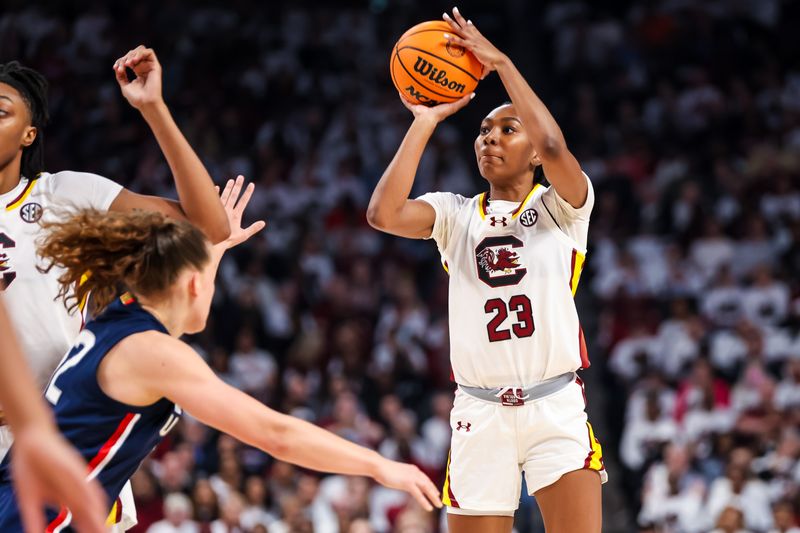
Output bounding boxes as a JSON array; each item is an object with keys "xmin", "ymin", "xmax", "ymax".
[{"xmin": 390, "ymin": 21, "xmax": 484, "ymax": 106}]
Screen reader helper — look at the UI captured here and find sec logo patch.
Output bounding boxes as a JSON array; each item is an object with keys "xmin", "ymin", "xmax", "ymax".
[
  {"xmin": 519, "ymin": 209, "xmax": 538, "ymax": 227},
  {"xmin": 20, "ymin": 202, "xmax": 43, "ymax": 223}
]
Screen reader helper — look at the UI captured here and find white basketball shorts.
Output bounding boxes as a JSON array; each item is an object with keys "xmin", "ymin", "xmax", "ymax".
[{"xmin": 442, "ymin": 376, "xmax": 607, "ymax": 515}]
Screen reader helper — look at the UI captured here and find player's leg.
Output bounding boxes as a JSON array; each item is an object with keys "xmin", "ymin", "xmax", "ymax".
[
  {"xmin": 521, "ymin": 379, "xmax": 606, "ymax": 533},
  {"xmin": 443, "ymin": 390, "xmax": 519, "ymax": 533},
  {"xmin": 448, "ymin": 513, "xmax": 514, "ymax": 533},
  {"xmin": 534, "ymin": 469, "xmax": 601, "ymax": 533}
]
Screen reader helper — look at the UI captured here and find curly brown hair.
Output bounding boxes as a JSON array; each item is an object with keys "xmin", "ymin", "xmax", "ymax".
[{"xmin": 37, "ymin": 209, "xmax": 210, "ymax": 315}]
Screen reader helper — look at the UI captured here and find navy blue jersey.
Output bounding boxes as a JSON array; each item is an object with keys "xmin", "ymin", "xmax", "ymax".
[{"xmin": 0, "ymin": 293, "xmax": 182, "ymax": 532}]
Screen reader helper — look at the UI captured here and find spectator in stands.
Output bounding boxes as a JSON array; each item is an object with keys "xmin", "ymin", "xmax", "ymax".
[{"xmin": 146, "ymin": 493, "xmax": 198, "ymax": 533}]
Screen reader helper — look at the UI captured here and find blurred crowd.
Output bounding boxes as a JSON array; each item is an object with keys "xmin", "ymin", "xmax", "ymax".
[
  {"xmin": 570, "ymin": 0, "xmax": 800, "ymax": 532},
  {"xmin": 1, "ymin": 0, "xmax": 799, "ymax": 532}
]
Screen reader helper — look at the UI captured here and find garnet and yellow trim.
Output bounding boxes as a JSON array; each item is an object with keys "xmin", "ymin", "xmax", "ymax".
[
  {"xmin": 476, "ymin": 183, "xmax": 542, "ymax": 220},
  {"xmin": 441, "ymin": 451, "xmax": 460, "ymax": 508},
  {"xmin": 569, "ymin": 249, "xmax": 586, "ymax": 296},
  {"xmin": 583, "ymin": 422, "xmax": 604, "ymax": 472},
  {"xmin": 5, "ymin": 179, "xmax": 35, "ymax": 211},
  {"xmin": 578, "ymin": 325, "xmax": 590, "ymax": 369},
  {"xmin": 105, "ymin": 497, "xmax": 122, "ymax": 526},
  {"xmin": 477, "ymin": 192, "xmax": 489, "ymax": 220},
  {"xmin": 511, "ymin": 183, "xmax": 542, "ymax": 218}
]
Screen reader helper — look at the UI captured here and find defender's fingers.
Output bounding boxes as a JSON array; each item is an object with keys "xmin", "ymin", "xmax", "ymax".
[
  {"xmin": 422, "ymin": 479, "xmax": 443, "ymax": 509},
  {"xmin": 410, "ymin": 485, "xmax": 432, "ymax": 512},
  {"xmin": 228, "ymin": 176, "xmax": 245, "ymax": 208},
  {"xmin": 219, "ymin": 179, "xmax": 235, "ymax": 204},
  {"xmin": 233, "ymin": 182, "xmax": 256, "ymax": 214},
  {"xmin": 243, "ymin": 221, "xmax": 267, "ymax": 239}
]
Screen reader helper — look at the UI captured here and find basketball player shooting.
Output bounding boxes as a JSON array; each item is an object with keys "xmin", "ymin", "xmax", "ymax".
[{"xmin": 368, "ymin": 7, "xmax": 606, "ymax": 533}]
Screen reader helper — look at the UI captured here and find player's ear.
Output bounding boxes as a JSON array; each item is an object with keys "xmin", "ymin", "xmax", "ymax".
[
  {"xmin": 188, "ymin": 271, "xmax": 201, "ymax": 298},
  {"xmin": 21, "ymin": 126, "xmax": 36, "ymax": 148},
  {"xmin": 529, "ymin": 149, "xmax": 542, "ymax": 170}
]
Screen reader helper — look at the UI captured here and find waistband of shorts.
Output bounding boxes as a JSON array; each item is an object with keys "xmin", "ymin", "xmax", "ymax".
[{"xmin": 457, "ymin": 372, "xmax": 576, "ymax": 406}]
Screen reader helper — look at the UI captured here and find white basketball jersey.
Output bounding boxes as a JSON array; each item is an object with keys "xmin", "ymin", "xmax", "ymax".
[
  {"xmin": 418, "ymin": 177, "xmax": 594, "ymax": 388},
  {"xmin": 0, "ymin": 171, "xmax": 122, "ymax": 387}
]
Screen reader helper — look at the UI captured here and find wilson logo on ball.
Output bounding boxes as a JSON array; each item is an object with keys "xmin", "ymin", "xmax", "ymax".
[{"xmin": 413, "ymin": 57, "xmax": 466, "ymax": 93}]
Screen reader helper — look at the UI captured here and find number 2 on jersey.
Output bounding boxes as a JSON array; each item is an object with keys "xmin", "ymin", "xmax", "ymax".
[
  {"xmin": 45, "ymin": 329, "xmax": 97, "ymax": 405},
  {"xmin": 484, "ymin": 295, "xmax": 535, "ymax": 342}
]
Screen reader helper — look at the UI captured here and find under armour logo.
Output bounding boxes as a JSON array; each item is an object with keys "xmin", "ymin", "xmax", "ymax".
[
  {"xmin": 489, "ymin": 216, "xmax": 508, "ymax": 227},
  {"xmin": 456, "ymin": 421, "xmax": 471, "ymax": 432}
]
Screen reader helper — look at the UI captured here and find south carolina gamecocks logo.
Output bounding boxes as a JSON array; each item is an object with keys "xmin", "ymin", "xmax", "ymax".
[
  {"xmin": 475, "ymin": 236, "xmax": 527, "ymax": 288},
  {"xmin": 478, "ymin": 247, "xmax": 520, "ymax": 273}
]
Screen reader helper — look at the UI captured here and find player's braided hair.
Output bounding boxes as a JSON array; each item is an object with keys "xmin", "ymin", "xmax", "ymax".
[
  {"xmin": 37, "ymin": 209, "xmax": 210, "ymax": 315},
  {"xmin": 0, "ymin": 62, "xmax": 49, "ymax": 180}
]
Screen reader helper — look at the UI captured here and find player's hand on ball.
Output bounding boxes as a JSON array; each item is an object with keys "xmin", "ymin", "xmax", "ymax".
[
  {"xmin": 113, "ymin": 45, "xmax": 164, "ymax": 110},
  {"xmin": 443, "ymin": 7, "xmax": 507, "ymax": 78},
  {"xmin": 216, "ymin": 175, "xmax": 266, "ymax": 249},
  {"xmin": 400, "ymin": 91, "xmax": 475, "ymax": 123},
  {"xmin": 374, "ymin": 459, "xmax": 443, "ymax": 512}
]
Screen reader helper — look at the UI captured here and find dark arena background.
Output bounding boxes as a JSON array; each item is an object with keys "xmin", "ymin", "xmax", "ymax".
[{"xmin": 2, "ymin": 0, "xmax": 800, "ymax": 531}]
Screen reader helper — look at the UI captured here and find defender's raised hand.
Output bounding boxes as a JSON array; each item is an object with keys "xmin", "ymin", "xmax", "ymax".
[
  {"xmin": 113, "ymin": 45, "xmax": 163, "ymax": 110},
  {"xmin": 216, "ymin": 175, "xmax": 266, "ymax": 249},
  {"xmin": 442, "ymin": 7, "xmax": 506, "ymax": 78}
]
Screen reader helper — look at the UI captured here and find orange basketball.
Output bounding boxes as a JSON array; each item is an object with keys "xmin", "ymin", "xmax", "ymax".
[{"xmin": 390, "ymin": 21, "xmax": 484, "ymax": 107}]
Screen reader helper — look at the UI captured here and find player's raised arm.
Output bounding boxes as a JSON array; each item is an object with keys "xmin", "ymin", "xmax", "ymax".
[
  {"xmin": 442, "ymin": 8, "xmax": 587, "ymax": 208},
  {"xmin": 366, "ymin": 93, "xmax": 473, "ymax": 239},
  {"xmin": 109, "ymin": 45, "xmax": 230, "ymax": 243}
]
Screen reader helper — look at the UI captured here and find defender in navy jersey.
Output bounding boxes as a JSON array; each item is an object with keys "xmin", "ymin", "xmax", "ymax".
[
  {"xmin": 0, "ymin": 296, "xmax": 106, "ymax": 533},
  {"xmin": 0, "ymin": 296, "xmax": 179, "ymax": 531},
  {"xmin": 0, "ymin": 179, "xmax": 442, "ymax": 532}
]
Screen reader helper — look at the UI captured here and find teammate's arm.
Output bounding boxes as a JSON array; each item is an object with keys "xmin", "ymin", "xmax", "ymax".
[
  {"xmin": 442, "ymin": 8, "xmax": 588, "ymax": 208},
  {"xmin": 108, "ymin": 46, "xmax": 230, "ymax": 244},
  {"xmin": 100, "ymin": 333, "xmax": 442, "ymax": 512},
  {"xmin": 0, "ymin": 297, "xmax": 106, "ymax": 533},
  {"xmin": 366, "ymin": 94, "xmax": 473, "ymax": 239}
]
